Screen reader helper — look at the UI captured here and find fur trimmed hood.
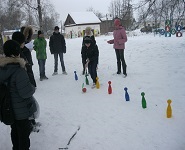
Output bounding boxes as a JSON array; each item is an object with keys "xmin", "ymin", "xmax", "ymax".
[
  {"xmin": 22, "ymin": 26, "xmax": 33, "ymax": 42},
  {"xmin": 0, "ymin": 57, "xmax": 26, "ymax": 68}
]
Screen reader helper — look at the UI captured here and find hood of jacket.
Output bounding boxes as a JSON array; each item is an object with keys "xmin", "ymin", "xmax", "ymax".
[
  {"xmin": 22, "ymin": 26, "xmax": 33, "ymax": 43},
  {"xmin": 0, "ymin": 57, "xmax": 26, "ymax": 81},
  {"xmin": 53, "ymin": 32, "xmax": 61, "ymax": 35}
]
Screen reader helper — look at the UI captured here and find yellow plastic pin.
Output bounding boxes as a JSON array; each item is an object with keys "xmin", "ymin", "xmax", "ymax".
[
  {"xmin": 166, "ymin": 99, "xmax": 172, "ymax": 118},
  {"xmin": 96, "ymin": 77, "xmax": 100, "ymax": 89}
]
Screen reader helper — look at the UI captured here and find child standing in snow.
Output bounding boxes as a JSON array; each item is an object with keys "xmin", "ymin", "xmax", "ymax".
[
  {"xmin": 81, "ymin": 37, "xmax": 99, "ymax": 88},
  {"xmin": 33, "ymin": 30, "xmax": 48, "ymax": 81},
  {"xmin": 107, "ymin": 18, "xmax": 128, "ymax": 77}
]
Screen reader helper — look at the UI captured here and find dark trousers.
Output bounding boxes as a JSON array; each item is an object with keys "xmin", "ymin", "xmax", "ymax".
[
  {"xmin": 88, "ymin": 60, "xmax": 98, "ymax": 83},
  {"xmin": 38, "ymin": 59, "xmax": 46, "ymax": 78},
  {"xmin": 11, "ymin": 119, "xmax": 32, "ymax": 150},
  {"xmin": 115, "ymin": 49, "xmax": 127, "ymax": 74},
  {"xmin": 54, "ymin": 53, "xmax": 65, "ymax": 72},
  {"xmin": 26, "ymin": 65, "xmax": 37, "ymax": 87},
  {"xmin": 82, "ymin": 59, "xmax": 87, "ymax": 73}
]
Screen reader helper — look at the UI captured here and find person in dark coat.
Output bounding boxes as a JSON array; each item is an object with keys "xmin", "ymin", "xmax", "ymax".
[
  {"xmin": 12, "ymin": 26, "xmax": 37, "ymax": 87},
  {"xmin": 0, "ymin": 40, "xmax": 36, "ymax": 150},
  {"xmin": 49, "ymin": 26, "xmax": 67, "ymax": 75},
  {"xmin": 81, "ymin": 27, "xmax": 96, "ymax": 75},
  {"xmin": 12, "ymin": 31, "xmax": 37, "ymax": 87},
  {"xmin": 12, "ymin": 31, "xmax": 39, "ymax": 128},
  {"xmin": 81, "ymin": 37, "xmax": 99, "ymax": 88}
]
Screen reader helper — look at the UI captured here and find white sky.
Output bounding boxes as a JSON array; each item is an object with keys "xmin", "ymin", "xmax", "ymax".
[{"xmin": 49, "ymin": 0, "xmax": 139, "ymax": 24}]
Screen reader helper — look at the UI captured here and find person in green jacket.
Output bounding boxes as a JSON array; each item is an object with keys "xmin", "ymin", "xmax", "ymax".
[{"xmin": 33, "ymin": 30, "xmax": 48, "ymax": 81}]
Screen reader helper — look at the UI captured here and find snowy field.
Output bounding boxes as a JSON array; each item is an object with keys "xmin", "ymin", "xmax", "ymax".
[{"xmin": 1, "ymin": 31, "xmax": 185, "ymax": 150}]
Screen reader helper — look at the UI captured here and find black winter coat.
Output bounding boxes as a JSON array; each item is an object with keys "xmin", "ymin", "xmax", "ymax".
[
  {"xmin": 0, "ymin": 57, "xmax": 36, "ymax": 120},
  {"xmin": 81, "ymin": 43, "xmax": 99, "ymax": 64},
  {"xmin": 21, "ymin": 46, "xmax": 33, "ymax": 65},
  {"xmin": 49, "ymin": 32, "xmax": 66, "ymax": 54},
  {"xmin": 20, "ymin": 46, "xmax": 36, "ymax": 87}
]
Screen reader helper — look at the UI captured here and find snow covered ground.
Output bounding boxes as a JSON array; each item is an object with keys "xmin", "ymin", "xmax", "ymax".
[{"xmin": 1, "ymin": 31, "xmax": 185, "ymax": 150}]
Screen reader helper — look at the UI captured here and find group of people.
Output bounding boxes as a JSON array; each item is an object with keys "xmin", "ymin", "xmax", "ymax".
[
  {"xmin": 81, "ymin": 18, "xmax": 128, "ymax": 89},
  {"xmin": 0, "ymin": 18, "xmax": 127, "ymax": 149},
  {"xmin": 0, "ymin": 25, "xmax": 67, "ymax": 150}
]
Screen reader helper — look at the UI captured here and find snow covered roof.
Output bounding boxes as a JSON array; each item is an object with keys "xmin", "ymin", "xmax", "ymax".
[
  {"xmin": 100, "ymin": 14, "xmax": 113, "ymax": 21},
  {"xmin": 69, "ymin": 12, "xmax": 101, "ymax": 24}
]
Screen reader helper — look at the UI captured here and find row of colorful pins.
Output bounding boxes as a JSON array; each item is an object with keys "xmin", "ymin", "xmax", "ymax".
[
  {"xmin": 76, "ymin": 71, "xmax": 172, "ymax": 118},
  {"xmin": 109, "ymin": 81, "xmax": 172, "ymax": 118}
]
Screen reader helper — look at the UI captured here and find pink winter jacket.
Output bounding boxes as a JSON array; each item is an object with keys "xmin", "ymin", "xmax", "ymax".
[{"xmin": 108, "ymin": 26, "xmax": 127, "ymax": 49}]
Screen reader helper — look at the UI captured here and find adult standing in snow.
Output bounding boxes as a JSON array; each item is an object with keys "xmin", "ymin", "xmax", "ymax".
[
  {"xmin": 20, "ymin": 26, "xmax": 37, "ymax": 87},
  {"xmin": 12, "ymin": 30, "xmax": 37, "ymax": 87},
  {"xmin": 81, "ymin": 37, "xmax": 99, "ymax": 88},
  {"xmin": 12, "ymin": 31, "xmax": 39, "ymax": 129},
  {"xmin": 33, "ymin": 30, "xmax": 48, "ymax": 81},
  {"xmin": 81, "ymin": 27, "xmax": 97, "ymax": 75},
  {"xmin": 0, "ymin": 40, "xmax": 36, "ymax": 150},
  {"xmin": 49, "ymin": 26, "xmax": 67, "ymax": 75},
  {"xmin": 107, "ymin": 18, "xmax": 128, "ymax": 77}
]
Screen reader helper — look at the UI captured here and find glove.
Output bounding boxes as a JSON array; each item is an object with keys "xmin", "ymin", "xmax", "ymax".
[{"xmin": 86, "ymin": 58, "xmax": 90, "ymax": 63}]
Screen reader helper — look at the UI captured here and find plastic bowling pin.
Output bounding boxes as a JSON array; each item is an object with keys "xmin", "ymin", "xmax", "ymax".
[
  {"xmin": 108, "ymin": 81, "xmax": 112, "ymax": 94},
  {"xmin": 96, "ymin": 77, "xmax": 100, "ymax": 89},
  {"xmin": 124, "ymin": 87, "xmax": 130, "ymax": 101},
  {"xmin": 166, "ymin": 99, "xmax": 172, "ymax": 118},
  {"xmin": 141, "ymin": 92, "xmax": 147, "ymax": 108},
  {"xmin": 74, "ymin": 71, "xmax": 78, "ymax": 81},
  {"xmin": 82, "ymin": 83, "xmax": 87, "ymax": 93},
  {"xmin": 85, "ymin": 74, "xmax": 89, "ymax": 85}
]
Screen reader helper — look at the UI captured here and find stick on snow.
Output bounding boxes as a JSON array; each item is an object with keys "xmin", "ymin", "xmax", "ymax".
[{"xmin": 59, "ymin": 126, "xmax": 80, "ymax": 150}]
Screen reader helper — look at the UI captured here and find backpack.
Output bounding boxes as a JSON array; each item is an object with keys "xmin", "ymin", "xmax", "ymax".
[{"xmin": 0, "ymin": 77, "xmax": 15, "ymax": 125}]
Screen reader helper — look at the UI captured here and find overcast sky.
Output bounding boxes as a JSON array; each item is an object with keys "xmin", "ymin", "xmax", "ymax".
[{"xmin": 49, "ymin": 0, "xmax": 139, "ymax": 24}]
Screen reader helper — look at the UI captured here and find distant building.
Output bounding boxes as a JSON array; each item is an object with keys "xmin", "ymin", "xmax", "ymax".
[
  {"xmin": 100, "ymin": 14, "xmax": 114, "ymax": 34},
  {"xmin": 64, "ymin": 12, "xmax": 101, "ymax": 38}
]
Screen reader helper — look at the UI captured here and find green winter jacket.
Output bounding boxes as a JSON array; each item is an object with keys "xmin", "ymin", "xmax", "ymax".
[{"xmin": 33, "ymin": 37, "xmax": 47, "ymax": 59}]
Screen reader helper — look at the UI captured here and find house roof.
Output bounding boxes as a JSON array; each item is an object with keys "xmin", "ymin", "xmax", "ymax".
[
  {"xmin": 68, "ymin": 12, "xmax": 101, "ymax": 24},
  {"xmin": 100, "ymin": 14, "xmax": 113, "ymax": 21}
]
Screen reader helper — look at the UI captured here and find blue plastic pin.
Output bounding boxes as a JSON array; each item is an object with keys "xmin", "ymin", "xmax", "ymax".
[
  {"xmin": 74, "ymin": 71, "xmax": 78, "ymax": 81},
  {"xmin": 124, "ymin": 87, "xmax": 130, "ymax": 101}
]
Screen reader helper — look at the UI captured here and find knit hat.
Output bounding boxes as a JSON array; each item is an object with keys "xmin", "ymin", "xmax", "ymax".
[
  {"xmin": 3, "ymin": 40, "xmax": 21, "ymax": 57},
  {"xmin": 38, "ymin": 30, "xmax": 44, "ymax": 35},
  {"xmin": 114, "ymin": 19, "xmax": 121, "ymax": 26},
  {"xmin": 12, "ymin": 31, "xmax": 25, "ymax": 45},
  {"xmin": 84, "ymin": 36, "xmax": 92, "ymax": 44},
  {"xmin": 54, "ymin": 26, "xmax": 59, "ymax": 30}
]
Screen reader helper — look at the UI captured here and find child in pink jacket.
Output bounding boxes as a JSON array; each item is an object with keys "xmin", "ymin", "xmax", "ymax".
[{"xmin": 107, "ymin": 19, "xmax": 128, "ymax": 77}]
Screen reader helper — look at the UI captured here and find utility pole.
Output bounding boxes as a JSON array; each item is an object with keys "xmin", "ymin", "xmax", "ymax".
[{"xmin": 37, "ymin": 0, "xmax": 43, "ymax": 31}]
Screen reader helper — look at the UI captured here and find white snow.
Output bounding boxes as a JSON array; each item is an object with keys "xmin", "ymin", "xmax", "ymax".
[{"xmin": 1, "ymin": 31, "xmax": 185, "ymax": 150}]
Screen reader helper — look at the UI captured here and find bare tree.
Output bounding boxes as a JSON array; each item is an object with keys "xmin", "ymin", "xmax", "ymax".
[
  {"xmin": 0, "ymin": 0, "xmax": 59, "ymax": 32},
  {"xmin": 134, "ymin": 0, "xmax": 185, "ymax": 28},
  {"xmin": 108, "ymin": 0, "xmax": 134, "ymax": 29},
  {"xmin": 86, "ymin": 7, "xmax": 103, "ymax": 18}
]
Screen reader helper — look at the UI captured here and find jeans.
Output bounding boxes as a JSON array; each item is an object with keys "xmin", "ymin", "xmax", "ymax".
[
  {"xmin": 11, "ymin": 119, "xmax": 32, "ymax": 150},
  {"xmin": 115, "ymin": 49, "xmax": 127, "ymax": 74},
  {"xmin": 88, "ymin": 60, "xmax": 98, "ymax": 83},
  {"xmin": 38, "ymin": 59, "xmax": 46, "ymax": 78},
  {"xmin": 54, "ymin": 53, "xmax": 65, "ymax": 72}
]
